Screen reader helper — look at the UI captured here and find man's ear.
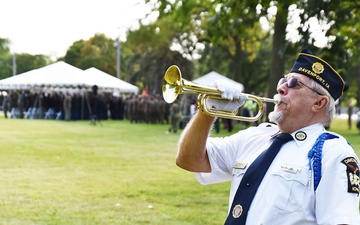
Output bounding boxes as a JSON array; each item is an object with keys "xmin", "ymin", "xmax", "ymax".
[{"xmin": 312, "ymin": 96, "xmax": 329, "ymax": 112}]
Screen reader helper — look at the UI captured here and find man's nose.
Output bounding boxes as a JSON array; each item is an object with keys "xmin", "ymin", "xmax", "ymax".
[{"xmin": 277, "ymin": 82, "xmax": 288, "ymax": 96}]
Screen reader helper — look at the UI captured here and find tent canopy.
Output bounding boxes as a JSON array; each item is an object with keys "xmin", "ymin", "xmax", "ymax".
[
  {"xmin": 0, "ymin": 62, "xmax": 139, "ymax": 94},
  {"xmin": 83, "ymin": 67, "xmax": 138, "ymax": 94},
  {"xmin": 0, "ymin": 61, "xmax": 84, "ymax": 90},
  {"xmin": 192, "ymin": 71, "xmax": 244, "ymax": 92}
]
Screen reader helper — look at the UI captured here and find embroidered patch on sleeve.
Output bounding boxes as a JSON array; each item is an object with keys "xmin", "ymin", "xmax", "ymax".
[{"xmin": 341, "ymin": 157, "xmax": 360, "ymax": 194}]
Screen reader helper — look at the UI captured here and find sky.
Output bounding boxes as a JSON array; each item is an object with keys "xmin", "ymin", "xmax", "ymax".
[{"xmin": 0, "ymin": 0, "xmax": 158, "ymax": 59}]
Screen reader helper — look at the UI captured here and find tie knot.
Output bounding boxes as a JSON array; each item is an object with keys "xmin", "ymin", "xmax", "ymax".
[{"xmin": 275, "ymin": 133, "xmax": 293, "ymax": 144}]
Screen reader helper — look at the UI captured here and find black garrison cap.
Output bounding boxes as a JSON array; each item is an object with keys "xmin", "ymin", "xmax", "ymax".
[{"xmin": 290, "ymin": 48, "xmax": 348, "ymax": 100}]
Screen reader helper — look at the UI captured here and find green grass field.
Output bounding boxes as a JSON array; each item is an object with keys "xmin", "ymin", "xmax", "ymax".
[{"xmin": 0, "ymin": 116, "xmax": 359, "ymax": 225}]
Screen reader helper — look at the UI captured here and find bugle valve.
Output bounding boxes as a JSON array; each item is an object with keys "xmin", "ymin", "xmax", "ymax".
[{"xmin": 162, "ymin": 65, "xmax": 280, "ymax": 122}]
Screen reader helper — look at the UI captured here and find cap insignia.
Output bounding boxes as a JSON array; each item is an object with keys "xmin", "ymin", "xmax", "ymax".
[{"xmin": 312, "ymin": 62, "xmax": 324, "ymax": 74}]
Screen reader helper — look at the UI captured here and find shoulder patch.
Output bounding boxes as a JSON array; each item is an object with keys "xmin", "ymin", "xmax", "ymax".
[{"xmin": 341, "ymin": 157, "xmax": 360, "ymax": 194}]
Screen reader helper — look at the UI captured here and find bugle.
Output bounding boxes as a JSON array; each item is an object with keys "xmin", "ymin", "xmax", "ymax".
[{"xmin": 162, "ymin": 65, "xmax": 280, "ymax": 122}]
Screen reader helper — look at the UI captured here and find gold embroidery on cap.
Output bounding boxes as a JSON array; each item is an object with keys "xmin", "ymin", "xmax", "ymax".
[{"xmin": 312, "ymin": 62, "xmax": 324, "ymax": 74}]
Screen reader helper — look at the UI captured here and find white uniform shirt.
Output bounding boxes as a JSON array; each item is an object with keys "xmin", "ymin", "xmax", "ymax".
[{"xmin": 196, "ymin": 123, "xmax": 360, "ymax": 225}]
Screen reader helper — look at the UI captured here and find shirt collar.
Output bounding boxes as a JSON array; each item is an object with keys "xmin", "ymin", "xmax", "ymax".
[{"xmin": 290, "ymin": 123, "xmax": 325, "ymax": 146}]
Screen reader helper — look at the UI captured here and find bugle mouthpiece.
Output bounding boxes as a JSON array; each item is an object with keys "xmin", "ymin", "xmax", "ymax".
[{"xmin": 273, "ymin": 94, "xmax": 281, "ymax": 105}]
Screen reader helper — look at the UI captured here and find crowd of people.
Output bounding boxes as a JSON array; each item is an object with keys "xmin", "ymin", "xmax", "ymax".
[
  {"xmin": 0, "ymin": 89, "xmax": 258, "ymax": 134},
  {"xmin": 0, "ymin": 88, "xmax": 358, "ymax": 134},
  {"xmin": 0, "ymin": 90, "xmax": 191, "ymax": 126},
  {"xmin": 0, "ymin": 91, "xmax": 114, "ymax": 121}
]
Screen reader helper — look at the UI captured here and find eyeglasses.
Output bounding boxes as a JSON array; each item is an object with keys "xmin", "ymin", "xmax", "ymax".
[{"xmin": 277, "ymin": 77, "xmax": 323, "ymax": 95}]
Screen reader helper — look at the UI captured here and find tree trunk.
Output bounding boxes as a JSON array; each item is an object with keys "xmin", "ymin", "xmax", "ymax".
[
  {"xmin": 233, "ymin": 36, "xmax": 243, "ymax": 83},
  {"xmin": 356, "ymin": 65, "xmax": 360, "ymax": 107},
  {"xmin": 268, "ymin": 3, "xmax": 290, "ymax": 114}
]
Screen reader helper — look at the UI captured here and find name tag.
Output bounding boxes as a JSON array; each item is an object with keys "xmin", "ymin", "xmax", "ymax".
[
  {"xmin": 233, "ymin": 162, "xmax": 247, "ymax": 176},
  {"xmin": 233, "ymin": 162, "xmax": 248, "ymax": 169},
  {"xmin": 281, "ymin": 165, "xmax": 301, "ymax": 173}
]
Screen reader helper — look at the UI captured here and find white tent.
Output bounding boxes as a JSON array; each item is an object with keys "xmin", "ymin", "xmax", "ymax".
[
  {"xmin": 192, "ymin": 71, "xmax": 244, "ymax": 92},
  {"xmin": 0, "ymin": 62, "xmax": 139, "ymax": 94},
  {"xmin": 83, "ymin": 67, "xmax": 138, "ymax": 94},
  {"xmin": 0, "ymin": 61, "xmax": 84, "ymax": 90}
]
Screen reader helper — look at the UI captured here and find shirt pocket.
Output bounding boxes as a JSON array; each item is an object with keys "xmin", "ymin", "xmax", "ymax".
[{"xmin": 265, "ymin": 165, "xmax": 308, "ymax": 212}]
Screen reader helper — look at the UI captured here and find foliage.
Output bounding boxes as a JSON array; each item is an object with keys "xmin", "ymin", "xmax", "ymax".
[
  {"xmin": 0, "ymin": 38, "xmax": 11, "ymax": 54},
  {"xmin": 63, "ymin": 34, "xmax": 117, "ymax": 76},
  {"xmin": 297, "ymin": 0, "xmax": 360, "ymax": 105},
  {"xmin": 122, "ymin": 22, "xmax": 194, "ymax": 94},
  {"xmin": 0, "ymin": 59, "xmax": 12, "ymax": 79},
  {"xmin": 62, "ymin": 40, "xmax": 84, "ymax": 68},
  {"xmin": 1, "ymin": 0, "xmax": 360, "ymax": 104},
  {"xmin": 0, "ymin": 38, "xmax": 13, "ymax": 79},
  {"xmin": 146, "ymin": 0, "xmax": 360, "ymax": 104},
  {"xmin": 0, "ymin": 38, "xmax": 51, "ymax": 79},
  {"xmin": 15, "ymin": 54, "xmax": 49, "ymax": 74},
  {"xmin": 149, "ymin": 0, "xmax": 271, "ymax": 95}
]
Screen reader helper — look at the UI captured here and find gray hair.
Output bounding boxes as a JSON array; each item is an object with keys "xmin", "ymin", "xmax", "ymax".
[{"xmin": 311, "ymin": 80, "xmax": 336, "ymax": 127}]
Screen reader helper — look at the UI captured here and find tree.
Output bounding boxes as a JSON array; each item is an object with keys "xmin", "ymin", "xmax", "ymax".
[
  {"xmin": 0, "ymin": 38, "xmax": 50, "ymax": 79},
  {"xmin": 62, "ymin": 40, "xmax": 84, "ymax": 67},
  {"xmin": 63, "ymin": 34, "xmax": 117, "ymax": 76},
  {"xmin": 297, "ymin": 0, "xmax": 360, "ymax": 106},
  {"xmin": 0, "ymin": 38, "xmax": 12, "ymax": 79},
  {"xmin": 268, "ymin": 1, "xmax": 291, "ymax": 102},
  {"xmin": 149, "ymin": 0, "xmax": 270, "ymax": 92},
  {"xmin": 15, "ymin": 54, "xmax": 49, "ymax": 75},
  {"xmin": 122, "ymin": 22, "xmax": 194, "ymax": 94}
]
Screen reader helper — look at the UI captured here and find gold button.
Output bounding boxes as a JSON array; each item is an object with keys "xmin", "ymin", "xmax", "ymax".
[{"xmin": 232, "ymin": 204, "xmax": 243, "ymax": 218}]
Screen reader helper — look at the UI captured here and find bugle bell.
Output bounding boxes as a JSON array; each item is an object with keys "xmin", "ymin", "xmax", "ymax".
[{"xmin": 162, "ymin": 65, "xmax": 280, "ymax": 122}]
